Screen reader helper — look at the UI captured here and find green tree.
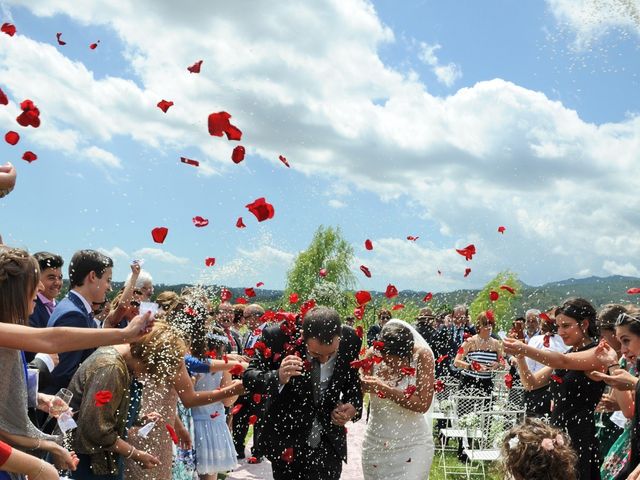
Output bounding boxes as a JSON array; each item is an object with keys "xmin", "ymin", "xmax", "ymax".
[
  {"xmin": 469, "ymin": 271, "xmax": 520, "ymax": 332},
  {"xmin": 283, "ymin": 226, "xmax": 356, "ymax": 313}
]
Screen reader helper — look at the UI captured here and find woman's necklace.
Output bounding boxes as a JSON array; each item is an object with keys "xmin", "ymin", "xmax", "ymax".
[{"xmin": 476, "ymin": 335, "xmax": 492, "ymax": 350}]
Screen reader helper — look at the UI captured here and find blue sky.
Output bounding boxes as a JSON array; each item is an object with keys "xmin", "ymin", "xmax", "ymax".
[{"xmin": 0, "ymin": 0, "xmax": 639, "ymax": 293}]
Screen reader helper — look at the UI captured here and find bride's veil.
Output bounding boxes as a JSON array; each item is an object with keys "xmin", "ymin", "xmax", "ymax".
[{"xmin": 386, "ymin": 319, "xmax": 435, "ymax": 431}]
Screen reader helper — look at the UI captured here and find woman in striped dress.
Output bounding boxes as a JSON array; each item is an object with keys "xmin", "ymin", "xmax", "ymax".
[{"xmin": 454, "ymin": 312, "xmax": 504, "ymax": 395}]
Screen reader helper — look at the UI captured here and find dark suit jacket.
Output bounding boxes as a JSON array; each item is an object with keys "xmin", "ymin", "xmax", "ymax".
[
  {"xmin": 366, "ymin": 323, "xmax": 381, "ymax": 347},
  {"xmin": 24, "ymin": 297, "xmax": 52, "ymax": 362},
  {"xmin": 243, "ymin": 323, "xmax": 363, "ymax": 462},
  {"xmin": 46, "ymin": 292, "xmax": 96, "ymax": 393}
]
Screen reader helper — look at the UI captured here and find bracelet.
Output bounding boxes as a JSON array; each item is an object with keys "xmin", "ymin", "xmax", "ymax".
[
  {"xmin": 607, "ymin": 363, "xmax": 620, "ymax": 372},
  {"xmin": 31, "ymin": 460, "xmax": 46, "ymax": 480},
  {"xmin": 28, "ymin": 437, "xmax": 42, "ymax": 451},
  {"xmin": 126, "ymin": 446, "xmax": 136, "ymax": 459}
]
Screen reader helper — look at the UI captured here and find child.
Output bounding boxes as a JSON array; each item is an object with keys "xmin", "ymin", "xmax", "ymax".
[
  {"xmin": 191, "ymin": 327, "xmax": 239, "ymax": 480},
  {"xmin": 501, "ymin": 418, "xmax": 577, "ymax": 480}
]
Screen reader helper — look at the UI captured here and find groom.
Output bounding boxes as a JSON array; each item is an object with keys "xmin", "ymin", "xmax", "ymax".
[{"xmin": 243, "ymin": 306, "xmax": 363, "ymax": 479}]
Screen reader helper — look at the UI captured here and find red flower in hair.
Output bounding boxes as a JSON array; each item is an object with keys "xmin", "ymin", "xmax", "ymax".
[{"xmin": 246, "ymin": 197, "xmax": 275, "ymax": 222}]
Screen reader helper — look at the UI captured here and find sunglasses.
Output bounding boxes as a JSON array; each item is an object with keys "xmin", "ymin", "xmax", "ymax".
[{"xmin": 616, "ymin": 312, "xmax": 640, "ymax": 326}]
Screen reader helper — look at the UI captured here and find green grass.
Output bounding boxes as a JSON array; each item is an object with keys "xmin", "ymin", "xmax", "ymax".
[{"xmin": 429, "ymin": 451, "xmax": 501, "ymax": 480}]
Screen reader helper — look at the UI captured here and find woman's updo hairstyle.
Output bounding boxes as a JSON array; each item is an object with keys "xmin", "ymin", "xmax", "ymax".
[
  {"xmin": 501, "ymin": 417, "xmax": 577, "ymax": 480},
  {"xmin": 380, "ymin": 321, "xmax": 414, "ymax": 360},
  {"xmin": 0, "ymin": 247, "xmax": 39, "ymax": 325},
  {"xmin": 558, "ymin": 297, "xmax": 598, "ymax": 338}
]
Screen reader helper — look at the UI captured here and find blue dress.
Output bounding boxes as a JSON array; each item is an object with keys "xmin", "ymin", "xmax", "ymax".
[{"xmin": 192, "ymin": 371, "xmax": 237, "ymax": 474}]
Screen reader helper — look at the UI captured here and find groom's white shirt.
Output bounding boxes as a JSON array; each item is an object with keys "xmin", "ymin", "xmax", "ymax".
[{"xmin": 278, "ymin": 352, "xmax": 337, "ymax": 393}]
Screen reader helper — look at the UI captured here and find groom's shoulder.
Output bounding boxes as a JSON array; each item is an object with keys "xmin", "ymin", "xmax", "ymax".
[{"xmin": 340, "ymin": 325, "xmax": 360, "ymax": 345}]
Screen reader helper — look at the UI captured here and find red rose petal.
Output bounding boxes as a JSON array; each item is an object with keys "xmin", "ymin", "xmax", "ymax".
[
  {"xmin": 434, "ymin": 379, "xmax": 445, "ymax": 393},
  {"xmin": 376, "ymin": 390, "xmax": 386, "ymax": 398},
  {"xmin": 498, "ymin": 226, "xmax": 506, "ymax": 234},
  {"xmin": 252, "ymin": 393, "xmax": 262, "ymax": 404},
  {"xmin": 157, "ymin": 100, "xmax": 174, "ymax": 113},
  {"xmin": 500, "ymin": 285, "xmax": 516, "ymax": 294},
  {"xmin": 504, "ymin": 373, "xmax": 513, "ymax": 389},
  {"xmin": 229, "ymin": 364, "xmax": 245, "ymax": 376},
  {"xmin": 232, "ymin": 145, "xmax": 245, "ymax": 164},
  {"xmin": 471, "ymin": 361, "xmax": 482, "ymax": 371},
  {"xmin": 55, "ymin": 32, "xmax": 66, "ymax": 45},
  {"xmin": 373, "ymin": 341, "xmax": 385, "ymax": 350},
  {"xmin": 22, "ymin": 151, "xmax": 37, "ymax": 163},
  {"xmin": 16, "ymin": 100, "xmax": 40, "ymax": 128},
  {"xmin": 166, "ymin": 424, "xmax": 179, "ymax": 444},
  {"xmin": 210, "ymin": 412, "xmax": 221, "ymax": 419},
  {"xmin": 230, "ymin": 405, "xmax": 243, "ymax": 417},
  {"xmin": 0, "ymin": 88, "xmax": 8, "ymax": 105},
  {"xmin": 289, "ymin": 292, "xmax": 299, "ymax": 304},
  {"xmin": 354, "ymin": 305, "xmax": 365, "ymax": 320},
  {"xmin": 248, "ymin": 414, "xmax": 258, "ymax": 425},
  {"xmin": 407, "ymin": 236, "xmax": 419, "ymax": 241},
  {"xmin": 193, "ymin": 216, "xmax": 209, "ymax": 227},
  {"xmin": 455, "ymin": 244, "xmax": 476, "ymax": 261},
  {"xmin": 89, "ymin": 40, "xmax": 100, "ymax": 50},
  {"xmin": 385, "ymin": 284, "xmax": 398, "ymax": 299},
  {"xmin": 404, "ymin": 385, "xmax": 417, "ymax": 397},
  {"xmin": 457, "ymin": 347, "xmax": 465, "ymax": 355},
  {"xmin": 543, "ymin": 334, "xmax": 550, "ymax": 348},
  {"xmin": 94, "ymin": 390, "xmax": 113, "ymax": 407},
  {"xmin": 151, "ymin": 227, "xmax": 168, "ymax": 244},
  {"xmin": 627, "ymin": 288, "xmax": 640, "ymax": 295},
  {"xmin": 208, "ymin": 111, "xmax": 231, "ymax": 136},
  {"xmin": 463, "ymin": 332, "xmax": 472, "ymax": 341},
  {"xmin": 247, "ymin": 456, "xmax": 259, "ymax": 464},
  {"xmin": 319, "ymin": 268, "xmax": 328, "ymax": 277},
  {"xmin": 180, "ymin": 156, "xmax": 199, "ymax": 167},
  {"xmin": 245, "ymin": 197, "xmax": 275, "ymax": 222},
  {"xmin": 1, "ymin": 23, "xmax": 16, "ymax": 37},
  {"xmin": 187, "ymin": 60, "xmax": 203, "ymax": 73},
  {"xmin": 4, "ymin": 131, "xmax": 19, "ymax": 145},
  {"xmin": 489, "ymin": 291, "xmax": 499, "ymax": 302},
  {"xmin": 360, "ymin": 265, "xmax": 371, "ymax": 278},
  {"xmin": 256, "ymin": 282, "xmax": 264, "ymax": 287},
  {"xmin": 221, "ymin": 289, "xmax": 232, "ymax": 302},
  {"xmin": 485, "ymin": 310, "xmax": 495, "ymax": 322},
  {"xmin": 281, "ymin": 447, "xmax": 294, "ymax": 464},
  {"xmin": 400, "ymin": 366, "xmax": 416, "ymax": 376},
  {"xmin": 278, "ymin": 155, "xmax": 290, "ymax": 168},
  {"xmin": 205, "ymin": 257, "xmax": 216, "ymax": 267},
  {"xmin": 364, "ymin": 239, "xmax": 373, "ymax": 250},
  {"xmin": 236, "ymin": 297, "xmax": 247, "ymax": 305},
  {"xmin": 225, "ymin": 124, "xmax": 242, "ymax": 141},
  {"xmin": 355, "ymin": 290, "xmax": 371, "ymax": 305},
  {"xmin": 540, "ymin": 313, "xmax": 552, "ymax": 323},
  {"xmin": 355, "ymin": 325, "xmax": 364, "ymax": 338},
  {"xmin": 551, "ymin": 374, "xmax": 563, "ymax": 384},
  {"xmin": 423, "ymin": 292, "xmax": 433, "ymax": 302},
  {"xmin": 392, "ymin": 304, "xmax": 404, "ymax": 310},
  {"xmin": 236, "ymin": 217, "xmax": 246, "ymax": 229},
  {"xmin": 464, "ymin": 268, "xmax": 471, "ymax": 277},
  {"xmin": 436, "ymin": 354, "xmax": 448, "ymax": 363},
  {"xmin": 245, "ymin": 287, "xmax": 256, "ymax": 298}
]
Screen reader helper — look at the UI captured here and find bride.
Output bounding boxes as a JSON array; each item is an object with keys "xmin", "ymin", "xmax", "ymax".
[{"xmin": 360, "ymin": 319, "xmax": 436, "ymax": 479}]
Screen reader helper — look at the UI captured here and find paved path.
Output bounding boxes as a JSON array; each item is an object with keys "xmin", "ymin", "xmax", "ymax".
[{"xmin": 226, "ymin": 418, "xmax": 366, "ymax": 479}]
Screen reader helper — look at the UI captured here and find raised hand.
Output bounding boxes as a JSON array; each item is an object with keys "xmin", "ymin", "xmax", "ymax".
[
  {"xmin": 590, "ymin": 368, "xmax": 639, "ymax": 391},
  {"xmin": 502, "ymin": 337, "xmax": 525, "ymax": 358},
  {"xmin": 595, "ymin": 340, "xmax": 619, "ymax": 368},
  {"xmin": 124, "ymin": 311, "xmax": 154, "ymax": 340},
  {"xmin": 278, "ymin": 355, "xmax": 303, "ymax": 385}
]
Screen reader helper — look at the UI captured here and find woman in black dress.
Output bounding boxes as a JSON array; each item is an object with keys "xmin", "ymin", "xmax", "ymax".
[{"xmin": 506, "ymin": 298, "xmax": 607, "ymax": 480}]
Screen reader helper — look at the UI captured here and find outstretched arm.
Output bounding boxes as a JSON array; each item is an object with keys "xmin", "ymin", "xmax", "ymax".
[{"xmin": 174, "ymin": 362, "xmax": 244, "ymax": 408}]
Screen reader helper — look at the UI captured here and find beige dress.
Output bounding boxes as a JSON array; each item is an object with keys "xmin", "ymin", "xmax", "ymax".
[{"xmin": 124, "ymin": 377, "xmax": 178, "ymax": 480}]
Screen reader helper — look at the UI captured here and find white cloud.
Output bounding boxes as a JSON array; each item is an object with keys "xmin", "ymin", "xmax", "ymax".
[
  {"xmin": 603, "ymin": 260, "xmax": 640, "ymax": 276},
  {"xmin": 328, "ymin": 199, "xmax": 346, "ymax": 209},
  {"xmin": 418, "ymin": 42, "xmax": 462, "ymax": 87},
  {"xmin": 83, "ymin": 146, "xmax": 122, "ymax": 169},
  {"xmin": 97, "ymin": 246, "xmax": 129, "ymax": 260},
  {"xmin": 1, "ymin": 0, "xmax": 638, "ymax": 288},
  {"xmin": 133, "ymin": 247, "xmax": 189, "ymax": 265}
]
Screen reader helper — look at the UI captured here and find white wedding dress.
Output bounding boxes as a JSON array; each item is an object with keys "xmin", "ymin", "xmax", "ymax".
[{"xmin": 361, "ymin": 320, "xmax": 435, "ymax": 480}]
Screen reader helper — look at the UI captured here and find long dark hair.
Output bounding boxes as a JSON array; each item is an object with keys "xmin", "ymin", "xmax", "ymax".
[{"xmin": 558, "ymin": 298, "xmax": 598, "ymax": 339}]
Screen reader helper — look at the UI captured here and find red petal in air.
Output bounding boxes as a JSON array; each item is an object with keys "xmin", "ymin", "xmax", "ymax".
[
  {"xmin": 463, "ymin": 332, "xmax": 471, "ymax": 341},
  {"xmin": 498, "ymin": 226, "xmax": 506, "ymax": 234},
  {"xmin": 1, "ymin": 23, "xmax": 16, "ymax": 37},
  {"xmin": 230, "ymin": 405, "xmax": 243, "ymax": 416},
  {"xmin": 232, "ymin": 145, "xmax": 245, "ymax": 164},
  {"xmin": 236, "ymin": 217, "xmax": 246, "ymax": 229},
  {"xmin": 360, "ymin": 265, "xmax": 371, "ymax": 278},
  {"xmin": 355, "ymin": 325, "xmax": 364, "ymax": 338},
  {"xmin": 355, "ymin": 290, "xmax": 371, "ymax": 306},
  {"xmin": 540, "ymin": 312, "xmax": 552, "ymax": 323},
  {"xmin": 434, "ymin": 380, "xmax": 445, "ymax": 393},
  {"xmin": 385, "ymin": 284, "xmax": 398, "ymax": 299},
  {"xmin": 464, "ymin": 268, "xmax": 471, "ymax": 277},
  {"xmin": 364, "ymin": 239, "xmax": 373, "ymax": 250},
  {"xmin": 485, "ymin": 310, "xmax": 495, "ymax": 322},
  {"xmin": 281, "ymin": 447, "xmax": 294, "ymax": 464},
  {"xmin": 354, "ymin": 306, "xmax": 365, "ymax": 320},
  {"xmin": 56, "ymin": 32, "xmax": 66, "ymax": 45},
  {"xmin": 157, "ymin": 100, "xmax": 174, "ymax": 113},
  {"xmin": 180, "ymin": 156, "xmax": 199, "ymax": 167},
  {"xmin": 404, "ymin": 384, "xmax": 417, "ymax": 397},
  {"xmin": 457, "ymin": 347, "xmax": 465, "ymax": 355},
  {"xmin": 437, "ymin": 270, "xmax": 442, "ymax": 275},
  {"xmin": 236, "ymin": 297, "xmax": 247, "ymax": 305},
  {"xmin": 455, "ymin": 244, "xmax": 476, "ymax": 261},
  {"xmin": 4, "ymin": 131, "xmax": 19, "ymax": 145},
  {"xmin": 225, "ymin": 124, "xmax": 242, "ymax": 141},
  {"xmin": 16, "ymin": 99, "xmax": 40, "ymax": 128},
  {"xmin": 319, "ymin": 268, "xmax": 327, "ymax": 277},
  {"xmin": 193, "ymin": 216, "xmax": 209, "ymax": 227},
  {"xmin": 372, "ymin": 341, "xmax": 385, "ymax": 351},
  {"xmin": 392, "ymin": 304, "xmax": 404, "ymax": 310},
  {"xmin": 229, "ymin": 364, "xmax": 245, "ymax": 376},
  {"xmin": 187, "ymin": 60, "xmax": 203, "ymax": 73},
  {"xmin": 500, "ymin": 285, "xmax": 516, "ymax": 294},
  {"xmin": 252, "ymin": 393, "xmax": 262, "ymax": 404},
  {"xmin": 278, "ymin": 155, "xmax": 290, "ymax": 168},
  {"xmin": 246, "ymin": 197, "xmax": 275, "ymax": 222},
  {"xmin": 208, "ymin": 111, "xmax": 231, "ymax": 137},
  {"xmin": 289, "ymin": 293, "xmax": 299, "ymax": 304},
  {"xmin": 471, "ymin": 361, "xmax": 482, "ymax": 371},
  {"xmin": 504, "ymin": 373, "xmax": 513, "ymax": 389},
  {"xmin": 166, "ymin": 424, "xmax": 179, "ymax": 444},
  {"xmin": 400, "ymin": 366, "xmax": 416, "ymax": 376},
  {"xmin": 489, "ymin": 291, "xmax": 499, "ymax": 302},
  {"xmin": 550, "ymin": 374, "xmax": 563, "ymax": 384},
  {"xmin": 22, "ymin": 151, "xmax": 37, "ymax": 163},
  {"xmin": 205, "ymin": 257, "xmax": 216, "ymax": 267},
  {"xmin": 94, "ymin": 390, "xmax": 113, "ymax": 406},
  {"xmin": 423, "ymin": 292, "xmax": 433, "ymax": 302},
  {"xmin": 543, "ymin": 334, "xmax": 550, "ymax": 348},
  {"xmin": 0, "ymin": 88, "xmax": 8, "ymax": 105},
  {"xmin": 627, "ymin": 288, "xmax": 640, "ymax": 295},
  {"xmin": 248, "ymin": 415, "xmax": 258, "ymax": 425},
  {"xmin": 407, "ymin": 236, "xmax": 419, "ymax": 241},
  {"xmin": 245, "ymin": 287, "xmax": 256, "ymax": 298},
  {"xmin": 151, "ymin": 227, "xmax": 168, "ymax": 244},
  {"xmin": 256, "ymin": 282, "xmax": 264, "ymax": 287},
  {"xmin": 89, "ymin": 40, "xmax": 100, "ymax": 49},
  {"xmin": 436, "ymin": 354, "xmax": 448, "ymax": 363},
  {"xmin": 210, "ymin": 412, "xmax": 221, "ymax": 419}
]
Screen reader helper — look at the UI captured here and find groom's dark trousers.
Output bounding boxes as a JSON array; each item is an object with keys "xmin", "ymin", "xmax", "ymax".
[{"xmin": 270, "ymin": 438, "xmax": 342, "ymax": 480}]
